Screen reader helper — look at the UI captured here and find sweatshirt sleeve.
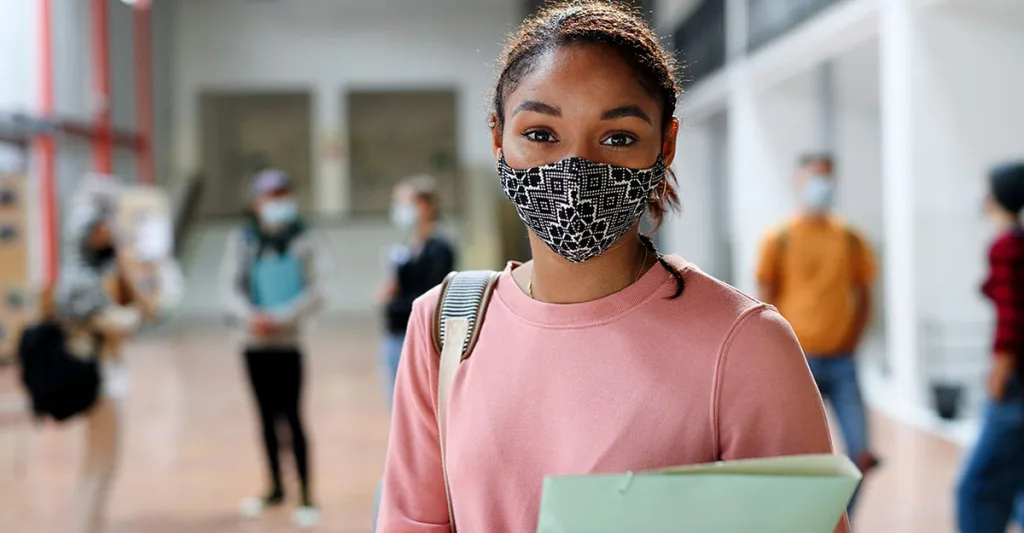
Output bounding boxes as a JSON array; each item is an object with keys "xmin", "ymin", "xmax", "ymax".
[
  {"xmin": 378, "ymin": 289, "xmax": 451, "ymax": 532},
  {"xmin": 219, "ymin": 229, "xmax": 256, "ymax": 325},
  {"xmin": 714, "ymin": 305, "xmax": 850, "ymax": 533}
]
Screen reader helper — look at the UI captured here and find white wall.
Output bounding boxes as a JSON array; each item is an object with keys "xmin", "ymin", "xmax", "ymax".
[
  {"xmin": 171, "ymin": 0, "xmax": 516, "ymax": 209},
  {"xmin": 912, "ymin": 4, "xmax": 1024, "ymax": 328},
  {"xmin": 171, "ymin": 0, "xmax": 517, "ymax": 275},
  {"xmin": 661, "ymin": 122, "xmax": 715, "ymax": 269}
]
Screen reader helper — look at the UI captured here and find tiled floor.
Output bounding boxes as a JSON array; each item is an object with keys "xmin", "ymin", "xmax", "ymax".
[{"xmin": 0, "ymin": 319, "xmax": 997, "ymax": 532}]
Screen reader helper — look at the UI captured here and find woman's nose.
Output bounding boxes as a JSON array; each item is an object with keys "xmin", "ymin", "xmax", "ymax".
[{"xmin": 562, "ymin": 141, "xmax": 599, "ymax": 162}]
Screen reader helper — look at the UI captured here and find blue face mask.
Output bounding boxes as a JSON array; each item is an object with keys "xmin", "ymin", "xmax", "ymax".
[
  {"xmin": 259, "ymin": 198, "xmax": 298, "ymax": 227},
  {"xmin": 804, "ymin": 175, "xmax": 835, "ymax": 212}
]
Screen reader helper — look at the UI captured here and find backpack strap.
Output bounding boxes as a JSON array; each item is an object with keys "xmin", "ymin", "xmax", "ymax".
[
  {"xmin": 432, "ymin": 270, "xmax": 501, "ymax": 360},
  {"xmin": 432, "ymin": 270, "xmax": 500, "ymax": 533}
]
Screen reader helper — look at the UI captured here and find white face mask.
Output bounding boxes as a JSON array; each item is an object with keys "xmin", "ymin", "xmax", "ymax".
[
  {"xmin": 390, "ymin": 202, "xmax": 419, "ymax": 230},
  {"xmin": 134, "ymin": 214, "xmax": 172, "ymax": 261},
  {"xmin": 259, "ymin": 198, "xmax": 298, "ymax": 227},
  {"xmin": 804, "ymin": 175, "xmax": 835, "ymax": 212}
]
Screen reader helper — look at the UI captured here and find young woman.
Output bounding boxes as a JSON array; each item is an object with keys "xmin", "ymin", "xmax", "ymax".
[
  {"xmin": 378, "ymin": 3, "xmax": 847, "ymax": 532},
  {"xmin": 380, "ymin": 176, "xmax": 456, "ymax": 406},
  {"xmin": 221, "ymin": 169, "xmax": 329, "ymax": 527},
  {"xmin": 54, "ymin": 178, "xmax": 157, "ymax": 533},
  {"xmin": 957, "ymin": 161, "xmax": 1024, "ymax": 533}
]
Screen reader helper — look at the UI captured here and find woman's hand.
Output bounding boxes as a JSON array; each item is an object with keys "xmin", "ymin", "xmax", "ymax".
[
  {"xmin": 379, "ymin": 278, "xmax": 399, "ymax": 304},
  {"xmin": 249, "ymin": 314, "xmax": 276, "ymax": 336},
  {"xmin": 114, "ymin": 254, "xmax": 161, "ymax": 319},
  {"xmin": 987, "ymin": 354, "xmax": 1017, "ymax": 401}
]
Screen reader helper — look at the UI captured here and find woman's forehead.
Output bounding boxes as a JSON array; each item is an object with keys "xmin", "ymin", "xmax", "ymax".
[{"xmin": 505, "ymin": 44, "xmax": 659, "ymax": 116}]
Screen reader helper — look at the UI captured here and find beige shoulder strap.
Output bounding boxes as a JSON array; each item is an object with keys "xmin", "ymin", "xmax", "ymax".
[
  {"xmin": 433, "ymin": 269, "xmax": 499, "ymax": 532},
  {"xmin": 437, "ymin": 317, "xmax": 468, "ymax": 533}
]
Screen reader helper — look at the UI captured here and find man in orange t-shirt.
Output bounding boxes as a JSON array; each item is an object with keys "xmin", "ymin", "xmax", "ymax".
[{"xmin": 756, "ymin": 154, "xmax": 879, "ymax": 513}]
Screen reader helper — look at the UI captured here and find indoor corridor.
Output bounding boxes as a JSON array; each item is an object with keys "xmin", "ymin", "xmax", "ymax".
[{"xmin": 0, "ymin": 319, "xmax": 974, "ymax": 533}]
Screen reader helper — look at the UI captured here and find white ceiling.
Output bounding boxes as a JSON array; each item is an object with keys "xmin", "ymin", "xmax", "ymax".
[
  {"xmin": 947, "ymin": 0, "xmax": 1024, "ymax": 15},
  {"xmin": 768, "ymin": 37, "xmax": 881, "ymax": 116}
]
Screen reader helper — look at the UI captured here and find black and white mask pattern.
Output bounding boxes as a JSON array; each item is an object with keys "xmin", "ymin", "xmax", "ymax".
[{"xmin": 498, "ymin": 155, "xmax": 666, "ymax": 263}]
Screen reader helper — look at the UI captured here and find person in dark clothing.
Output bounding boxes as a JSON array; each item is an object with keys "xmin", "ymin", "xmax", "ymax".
[
  {"xmin": 371, "ymin": 176, "xmax": 454, "ymax": 533},
  {"xmin": 957, "ymin": 160, "xmax": 1024, "ymax": 533},
  {"xmin": 379, "ymin": 175, "xmax": 455, "ymax": 406},
  {"xmin": 221, "ymin": 169, "xmax": 330, "ymax": 528}
]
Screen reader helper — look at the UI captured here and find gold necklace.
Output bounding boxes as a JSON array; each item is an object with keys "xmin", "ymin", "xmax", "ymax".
[{"xmin": 528, "ymin": 245, "xmax": 649, "ymax": 299}]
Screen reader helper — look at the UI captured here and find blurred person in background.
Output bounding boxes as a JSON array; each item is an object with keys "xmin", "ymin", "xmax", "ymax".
[
  {"xmin": 373, "ymin": 176, "xmax": 454, "ymax": 531},
  {"xmin": 378, "ymin": 4, "xmax": 848, "ymax": 532},
  {"xmin": 957, "ymin": 161, "xmax": 1024, "ymax": 533},
  {"xmin": 220, "ymin": 169, "xmax": 329, "ymax": 528},
  {"xmin": 53, "ymin": 177, "xmax": 158, "ymax": 533},
  {"xmin": 379, "ymin": 175, "xmax": 455, "ymax": 405},
  {"xmin": 756, "ymin": 154, "xmax": 880, "ymax": 515}
]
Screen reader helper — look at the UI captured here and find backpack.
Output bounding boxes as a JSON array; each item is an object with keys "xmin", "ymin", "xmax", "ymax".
[
  {"xmin": 432, "ymin": 270, "xmax": 501, "ymax": 533},
  {"xmin": 243, "ymin": 227, "xmax": 306, "ymax": 311},
  {"xmin": 18, "ymin": 322, "xmax": 101, "ymax": 422}
]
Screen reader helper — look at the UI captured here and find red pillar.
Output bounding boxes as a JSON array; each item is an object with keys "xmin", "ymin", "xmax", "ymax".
[
  {"xmin": 37, "ymin": 0, "xmax": 58, "ymax": 283},
  {"xmin": 132, "ymin": 0, "xmax": 154, "ymax": 184}
]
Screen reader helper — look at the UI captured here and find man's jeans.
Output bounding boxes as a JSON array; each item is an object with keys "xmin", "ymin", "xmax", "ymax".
[
  {"xmin": 957, "ymin": 377, "xmax": 1024, "ymax": 533},
  {"xmin": 806, "ymin": 355, "xmax": 869, "ymax": 515}
]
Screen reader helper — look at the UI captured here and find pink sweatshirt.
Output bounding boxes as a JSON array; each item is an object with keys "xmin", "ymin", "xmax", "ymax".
[{"xmin": 379, "ymin": 256, "xmax": 848, "ymax": 533}]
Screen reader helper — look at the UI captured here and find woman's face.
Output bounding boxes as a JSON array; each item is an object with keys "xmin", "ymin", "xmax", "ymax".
[{"xmin": 493, "ymin": 44, "xmax": 677, "ymax": 170}]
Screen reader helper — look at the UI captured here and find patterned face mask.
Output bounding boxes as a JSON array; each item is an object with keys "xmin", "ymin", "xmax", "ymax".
[{"xmin": 498, "ymin": 155, "xmax": 666, "ymax": 263}]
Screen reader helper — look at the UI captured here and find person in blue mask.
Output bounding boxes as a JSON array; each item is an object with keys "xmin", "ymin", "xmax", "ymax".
[{"xmin": 220, "ymin": 169, "xmax": 329, "ymax": 528}]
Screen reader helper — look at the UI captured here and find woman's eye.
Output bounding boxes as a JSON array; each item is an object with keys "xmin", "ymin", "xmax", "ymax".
[
  {"xmin": 601, "ymin": 133, "xmax": 637, "ymax": 147},
  {"xmin": 524, "ymin": 130, "xmax": 556, "ymax": 143}
]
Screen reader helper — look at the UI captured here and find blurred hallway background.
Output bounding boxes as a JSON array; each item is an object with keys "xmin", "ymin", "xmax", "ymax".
[{"xmin": 2, "ymin": 0, "xmax": 1023, "ymax": 531}]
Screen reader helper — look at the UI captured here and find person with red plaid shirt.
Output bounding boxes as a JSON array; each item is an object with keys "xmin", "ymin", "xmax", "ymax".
[{"xmin": 957, "ymin": 161, "xmax": 1024, "ymax": 533}]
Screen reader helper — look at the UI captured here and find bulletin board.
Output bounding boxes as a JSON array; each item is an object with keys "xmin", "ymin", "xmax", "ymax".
[
  {"xmin": 0, "ymin": 173, "xmax": 29, "ymax": 362},
  {"xmin": 116, "ymin": 185, "xmax": 171, "ymax": 261},
  {"xmin": 115, "ymin": 185, "xmax": 176, "ymax": 306}
]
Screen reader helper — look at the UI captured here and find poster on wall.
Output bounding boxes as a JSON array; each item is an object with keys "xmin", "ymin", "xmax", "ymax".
[
  {"xmin": 0, "ymin": 172, "xmax": 27, "ymax": 362},
  {"xmin": 0, "ymin": 285, "xmax": 31, "ymax": 362},
  {"xmin": 115, "ymin": 185, "xmax": 182, "ymax": 314}
]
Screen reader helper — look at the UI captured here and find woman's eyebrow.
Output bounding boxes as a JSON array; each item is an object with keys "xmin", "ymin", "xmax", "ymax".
[
  {"xmin": 512, "ymin": 100, "xmax": 562, "ymax": 117},
  {"xmin": 601, "ymin": 105, "xmax": 652, "ymax": 124}
]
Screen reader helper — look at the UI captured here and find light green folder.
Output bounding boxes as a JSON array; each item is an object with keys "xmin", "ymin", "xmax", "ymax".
[{"xmin": 537, "ymin": 454, "xmax": 861, "ymax": 533}]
